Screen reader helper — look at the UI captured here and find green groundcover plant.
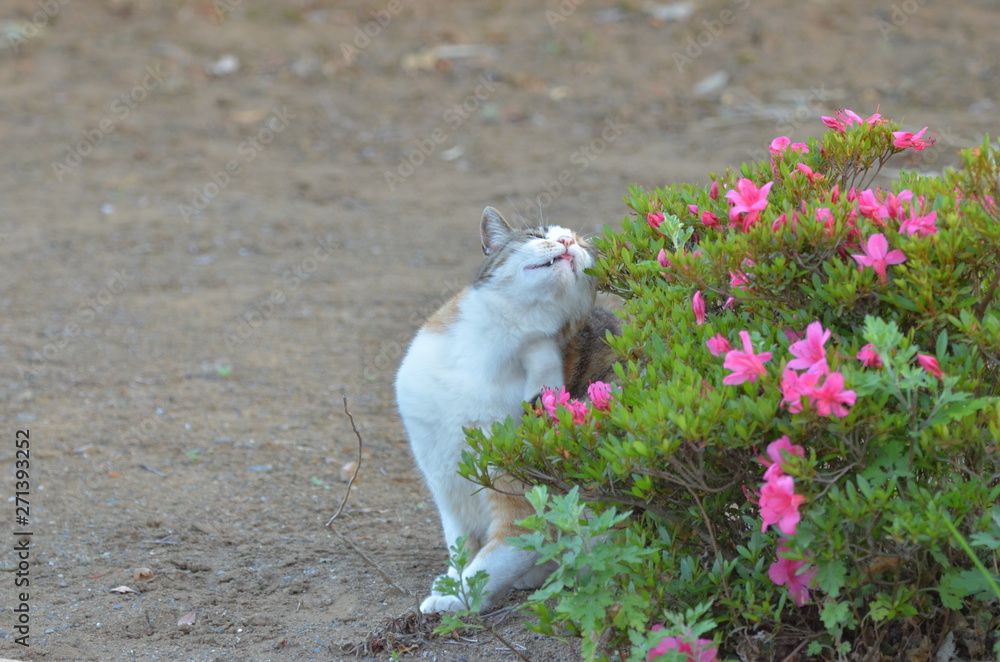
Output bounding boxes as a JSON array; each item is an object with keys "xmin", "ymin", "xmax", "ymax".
[{"xmin": 460, "ymin": 111, "xmax": 1000, "ymax": 661}]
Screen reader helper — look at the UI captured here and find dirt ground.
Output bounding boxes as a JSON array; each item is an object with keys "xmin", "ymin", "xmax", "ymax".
[{"xmin": 1, "ymin": 1, "xmax": 998, "ymax": 660}]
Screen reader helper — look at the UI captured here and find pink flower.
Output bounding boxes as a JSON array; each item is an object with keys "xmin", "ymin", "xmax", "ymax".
[
  {"xmin": 705, "ymin": 334, "xmax": 732, "ymax": 357},
  {"xmin": 794, "ymin": 163, "xmax": 822, "ymax": 183},
  {"xmin": 540, "ymin": 386, "xmax": 572, "ymax": 420},
  {"xmin": 892, "ymin": 126, "xmax": 936, "ymax": 151},
  {"xmin": 856, "ymin": 188, "xmax": 886, "ymax": 221},
  {"xmin": 566, "ymin": 399, "xmax": 590, "ymax": 425},
  {"xmin": 771, "ymin": 210, "xmax": 800, "ymax": 234},
  {"xmin": 768, "ymin": 547, "xmax": 818, "ymax": 607},
  {"xmin": 864, "ymin": 109, "xmax": 885, "ymax": 125},
  {"xmin": 769, "ymin": 136, "xmax": 810, "ymax": 154},
  {"xmin": 917, "ymin": 353, "xmax": 943, "ymax": 380},
  {"xmin": 656, "ymin": 248, "xmax": 671, "ymax": 269},
  {"xmin": 821, "ymin": 116, "xmax": 845, "ymax": 132},
  {"xmin": 760, "ymin": 474, "xmax": 805, "ymax": 536},
  {"xmin": 820, "ymin": 108, "xmax": 882, "ymax": 133},
  {"xmin": 692, "ymin": 290, "xmax": 706, "ymax": 325},
  {"xmin": 899, "ymin": 208, "xmax": 938, "ymax": 237},
  {"xmin": 787, "ymin": 321, "xmax": 831, "ymax": 374},
  {"xmin": 709, "ymin": 180, "xmax": 720, "ymax": 200},
  {"xmin": 880, "ymin": 189, "xmax": 914, "ymax": 221},
  {"xmin": 856, "ymin": 344, "xmax": 883, "ymax": 368},
  {"xmin": 815, "ymin": 207, "xmax": 836, "ymax": 236},
  {"xmin": 761, "ymin": 435, "xmax": 806, "ymax": 481},
  {"xmin": 769, "ymin": 136, "xmax": 790, "ymax": 153},
  {"xmin": 851, "ymin": 233, "xmax": 907, "ymax": 285},
  {"xmin": 780, "ymin": 368, "xmax": 819, "ymax": 414},
  {"xmin": 587, "ymin": 381, "xmax": 614, "ymax": 411},
  {"xmin": 687, "ymin": 204, "xmax": 700, "ymax": 216},
  {"xmin": 700, "ymin": 210, "xmax": 720, "ymax": 227},
  {"xmin": 647, "ymin": 212, "xmax": 665, "ymax": 230},
  {"xmin": 647, "ymin": 627, "xmax": 718, "ymax": 662},
  {"xmin": 809, "ymin": 372, "xmax": 856, "ymax": 418},
  {"xmin": 723, "ymin": 331, "xmax": 773, "ymax": 385},
  {"xmin": 725, "ymin": 179, "xmax": 774, "ymax": 232}
]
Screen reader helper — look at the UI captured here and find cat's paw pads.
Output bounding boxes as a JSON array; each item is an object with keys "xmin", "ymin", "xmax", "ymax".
[{"xmin": 420, "ymin": 594, "xmax": 468, "ymax": 614}]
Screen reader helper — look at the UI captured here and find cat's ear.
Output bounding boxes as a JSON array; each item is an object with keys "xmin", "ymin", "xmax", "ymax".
[{"xmin": 481, "ymin": 206, "xmax": 514, "ymax": 256}]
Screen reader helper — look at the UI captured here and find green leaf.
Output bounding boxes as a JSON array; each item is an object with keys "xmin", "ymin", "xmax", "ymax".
[
  {"xmin": 969, "ymin": 532, "xmax": 1000, "ymax": 550},
  {"xmin": 926, "ymin": 396, "xmax": 993, "ymax": 428},
  {"xmin": 936, "ymin": 328, "xmax": 949, "ymax": 358},
  {"xmin": 820, "ymin": 600, "xmax": 853, "ymax": 631},
  {"xmin": 815, "ymin": 559, "xmax": 847, "ymax": 598},
  {"xmin": 939, "ymin": 569, "xmax": 973, "ymax": 609}
]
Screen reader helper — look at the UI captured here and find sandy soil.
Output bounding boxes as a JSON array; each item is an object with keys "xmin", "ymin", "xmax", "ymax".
[{"xmin": 1, "ymin": 1, "xmax": 998, "ymax": 660}]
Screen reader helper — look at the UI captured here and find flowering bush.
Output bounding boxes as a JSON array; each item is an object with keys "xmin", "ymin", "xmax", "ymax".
[{"xmin": 461, "ymin": 112, "xmax": 1000, "ymax": 660}]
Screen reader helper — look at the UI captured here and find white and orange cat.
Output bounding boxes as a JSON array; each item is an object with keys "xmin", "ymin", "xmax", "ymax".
[{"xmin": 396, "ymin": 206, "xmax": 619, "ymax": 613}]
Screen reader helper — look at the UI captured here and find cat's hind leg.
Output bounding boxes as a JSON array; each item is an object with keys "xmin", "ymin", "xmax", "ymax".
[
  {"xmin": 513, "ymin": 559, "xmax": 557, "ymax": 590},
  {"xmin": 421, "ymin": 490, "xmax": 544, "ymax": 613}
]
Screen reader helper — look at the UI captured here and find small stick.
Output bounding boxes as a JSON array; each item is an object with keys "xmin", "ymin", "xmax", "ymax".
[
  {"xmin": 325, "ymin": 395, "xmax": 421, "ymax": 613},
  {"xmin": 326, "ymin": 395, "xmax": 363, "ymax": 527}
]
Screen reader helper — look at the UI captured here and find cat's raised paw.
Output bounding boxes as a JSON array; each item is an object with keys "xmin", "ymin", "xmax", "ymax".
[{"xmin": 419, "ymin": 593, "xmax": 469, "ymax": 614}]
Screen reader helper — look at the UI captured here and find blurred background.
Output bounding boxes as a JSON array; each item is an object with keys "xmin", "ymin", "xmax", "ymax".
[{"xmin": 1, "ymin": 0, "xmax": 998, "ymax": 659}]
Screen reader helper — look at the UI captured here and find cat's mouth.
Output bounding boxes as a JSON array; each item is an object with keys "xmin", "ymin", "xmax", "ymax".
[{"xmin": 527, "ymin": 252, "xmax": 575, "ymax": 270}]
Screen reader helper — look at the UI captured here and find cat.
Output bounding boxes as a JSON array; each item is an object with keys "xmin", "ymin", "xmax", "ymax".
[{"xmin": 395, "ymin": 206, "xmax": 620, "ymax": 613}]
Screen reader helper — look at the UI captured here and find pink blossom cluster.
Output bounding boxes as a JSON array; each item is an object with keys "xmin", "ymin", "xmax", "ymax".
[
  {"xmin": 854, "ymin": 186, "xmax": 938, "ymax": 239},
  {"xmin": 780, "ymin": 322, "xmax": 857, "ymax": 418},
  {"xmin": 820, "ymin": 108, "xmax": 885, "ymax": 133},
  {"xmin": 646, "ymin": 625, "xmax": 717, "ymax": 662},
  {"xmin": 854, "ymin": 186, "xmax": 939, "ymax": 233},
  {"xmin": 845, "ymin": 187, "xmax": 938, "ymax": 284},
  {"xmin": 538, "ymin": 381, "xmax": 614, "ymax": 425},
  {"xmin": 768, "ymin": 136, "xmax": 810, "ymax": 178},
  {"xmin": 756, "ymin": 436, "xmax": 818, "ymax": 606},
  {"xmin": 708, "ymin": 321, "xmax": 857, "ymax": 419}
]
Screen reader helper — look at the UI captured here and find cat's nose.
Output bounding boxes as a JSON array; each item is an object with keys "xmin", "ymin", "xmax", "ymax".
[{"xmin": 557, "ymin": 235, "xmax": 575, "ymax": 247}]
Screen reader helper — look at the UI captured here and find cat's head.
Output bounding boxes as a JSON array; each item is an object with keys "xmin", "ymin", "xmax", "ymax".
[{"xmin": 474, "ymin": 206, "xmax": 597, "ymax": 297}]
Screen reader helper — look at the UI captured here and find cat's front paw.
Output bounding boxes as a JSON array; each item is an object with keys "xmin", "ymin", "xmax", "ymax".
[{"xmin": 420, "ymin": 593, "xmax": 468, "ymax": 614}]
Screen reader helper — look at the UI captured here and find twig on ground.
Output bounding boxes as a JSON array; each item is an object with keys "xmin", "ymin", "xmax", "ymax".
[
  {"xmin": 326, "ymin": 395, "xmax": 363, "ymax": 527},
  {"xmin": 325, "ymin": 395, "xmax": 421, "ymax": 614}
]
